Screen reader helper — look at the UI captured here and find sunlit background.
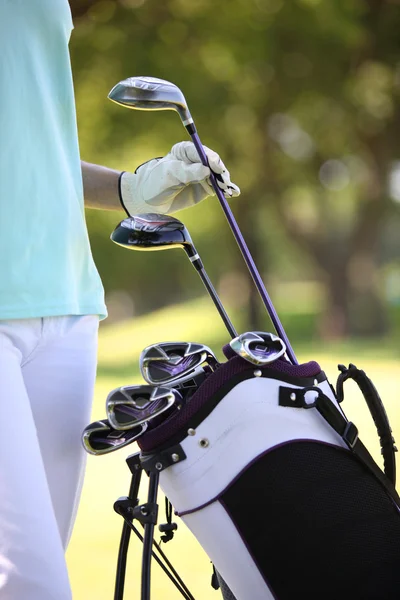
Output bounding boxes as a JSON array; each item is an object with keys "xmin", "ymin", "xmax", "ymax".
[{"xmin": 66, "ymin": 1, "xmax": 400, "ymax": 598}]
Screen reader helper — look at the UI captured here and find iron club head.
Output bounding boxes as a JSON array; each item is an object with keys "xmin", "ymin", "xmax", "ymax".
[
  {"xmin": 106, "ymin": 385, "xmax": 181, "ymax": 431},
  {"xmin": 139, "ymin": 341, "xmax": 219, "ymax": 386},
  {"xmin": 229, "ymin": 331, "xmax": 287, "ymax": 366},
  {"xmin": 81, "ymin": 419, "xmax": 147, "ymax": 456}
]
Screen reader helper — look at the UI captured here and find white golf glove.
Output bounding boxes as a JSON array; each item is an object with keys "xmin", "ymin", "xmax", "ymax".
[{"xmin": 119, "ymin": 141, "xmax": 240, "ymax": 216}]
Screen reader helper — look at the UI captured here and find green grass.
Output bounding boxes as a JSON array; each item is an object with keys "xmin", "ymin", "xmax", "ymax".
[{"xmin": 66, "ymin": 298, "xmax": 400, "ymax": 599}]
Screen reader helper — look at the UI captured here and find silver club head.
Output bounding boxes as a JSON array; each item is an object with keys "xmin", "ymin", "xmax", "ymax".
[
  {"xmin": 108, "ymin": 76, "xmax": 193, "ymax": 127},
  {"xmin": 106, "ymin": 385, "xmax": 181, "ymax": 431},
  {"xmin": 81, "ymin": 419, "xmax": 147, "ymax": 456},
  {"xmin": 229, "ymin": 332, "xmax": 287, "ymax": 366},
  {"xmin": 165, "ymin": 366, "xmax": 210, "ymax": 394},
  {"xmin": 139, "ymin": 341, "xmax": 219, "ymax": 385}
]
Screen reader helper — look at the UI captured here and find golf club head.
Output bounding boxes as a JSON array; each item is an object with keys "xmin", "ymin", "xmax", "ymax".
[
  {"xmin": 168, "ymin": 366, "xmax": 210, "ymax": 394},
  {"xmin": 106, "ymin": 385, "xmax": 181, "ymax": 431},
  {"xmin": 108, "ymin": 76, "xmax": 193, "ymax": 126},
  {"xmin": 140, "ymin": 341, "xmax": 219, "ymax": 385},
  {"xmin": 81, "ymin": 419, "xmax": 147, "ymax": 456},
  {"xmin": 110, "ymin": 214, "xmax": 197, "ymax": 260},
  {"xmin": 229, "ymin": 331, "xmax": 287, "ymax": 366}
]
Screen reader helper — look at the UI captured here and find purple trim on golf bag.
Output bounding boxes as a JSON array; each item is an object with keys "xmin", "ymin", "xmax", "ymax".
[
  {"xmin": 222, "ymin": 343, "xmax": 241, "ymax": 359},
  {"xmin": 138, "ymin": 355, "xmax": 322, "ymax": 452},
  {"xmin": 175, "ymin": 438, "xmax": 347, "ymax": 517}
]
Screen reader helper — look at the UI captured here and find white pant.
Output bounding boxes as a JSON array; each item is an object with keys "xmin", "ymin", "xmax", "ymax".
[{"xmin": 0, "ymin": 315, "xmax": 99, "ymax": 600}]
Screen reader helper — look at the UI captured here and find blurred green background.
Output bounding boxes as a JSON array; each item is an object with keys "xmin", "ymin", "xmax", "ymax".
[{"xmin": 65, "ymin": 0, "xmax": 400, "ymax": 597}]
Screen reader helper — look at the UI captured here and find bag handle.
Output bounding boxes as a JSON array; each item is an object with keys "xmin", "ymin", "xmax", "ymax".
[{"xmin": 336, "ymin": 364, "xmax": 397, "ymax": 487}]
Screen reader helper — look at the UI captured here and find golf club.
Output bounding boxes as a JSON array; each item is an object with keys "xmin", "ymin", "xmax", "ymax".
[
  {"xmin": 166, "ymin": 367, "xmax": 210, "ymax": 395},
  {"xmin": 82, "ymin": 419, "xmax": 147, "ymax": 456},
  {"xmin": 139, "ymin": 341, "xmax": 219, "ymax": 386},
  {"xmin": 229, "ymin": 331, "xmax": 287, "ymax": 366},
  {"xmin": 108, "ymin": 76, "xmax": 297, "ymax": 365},
  {"xmin": 111, "ymin": 213, "xmax": 237, "ymax": 339},
  {"xmin": 106, "ymin": 385, "xmax": 182, "ymax": 431}
]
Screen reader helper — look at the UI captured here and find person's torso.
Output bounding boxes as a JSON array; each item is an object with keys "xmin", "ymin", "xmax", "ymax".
[{"xmin": 0, "ymin": 0, "xmax": 106, "ymax": 319}]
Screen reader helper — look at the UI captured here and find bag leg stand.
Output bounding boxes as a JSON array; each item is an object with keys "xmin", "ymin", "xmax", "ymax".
[
  {"xmin": 113, "ymin": 452, "xmax": 143, "ymax": 600},
  {"xmin": 113, "ymin": 453, "xmax": 160, "ymax": 600},
  {"xmin": 140, "ymin": 469, "xmax": 160, "ymax": 600},
  {"xmin": 114, "ymin": 452, "xmax": 197, "ymax": 600}
]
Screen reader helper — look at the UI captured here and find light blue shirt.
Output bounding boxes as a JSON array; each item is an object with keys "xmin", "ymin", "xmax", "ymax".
[{"xmin": 0, "ymin": 0, "xmax": 107, "ymax": 320}]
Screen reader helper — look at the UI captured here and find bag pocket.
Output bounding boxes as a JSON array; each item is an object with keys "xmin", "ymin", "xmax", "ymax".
[{"xmin": 208, "ymin": 440, "xmax": 400, "ymax": 600}]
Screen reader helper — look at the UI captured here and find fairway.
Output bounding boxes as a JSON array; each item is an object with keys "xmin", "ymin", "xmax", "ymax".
[{"xmin": 66, "ymin": 299, "xmax": 400, "ymax": 599}]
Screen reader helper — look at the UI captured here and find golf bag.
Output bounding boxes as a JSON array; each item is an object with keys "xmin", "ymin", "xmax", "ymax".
[
  {"xmin": 103, "ymin": 73, "xmax": 399, "ymax": 599},
  {"xmin": 137, "ymin": 345, "xmax": 400, "ymax": 600}
]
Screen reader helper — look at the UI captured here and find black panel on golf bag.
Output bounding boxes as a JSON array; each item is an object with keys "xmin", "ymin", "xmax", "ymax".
[
  {"xmin": 221, "ymin": 441, "xmax": 400, "ymax": 599},
  {"xmin": 138, "ymin": 349, "xmax": 400, "ymax": 600}
]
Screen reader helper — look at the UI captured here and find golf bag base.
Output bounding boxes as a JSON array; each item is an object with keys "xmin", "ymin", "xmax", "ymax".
[{"xmin": 138, "ymin": 349, "xmax": 400, "ymax": 600}]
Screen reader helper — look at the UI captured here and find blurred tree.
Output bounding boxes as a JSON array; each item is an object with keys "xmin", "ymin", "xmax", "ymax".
[{"xmin": 69, "ymin": 0, "xmax": 400, "ymax": 337}]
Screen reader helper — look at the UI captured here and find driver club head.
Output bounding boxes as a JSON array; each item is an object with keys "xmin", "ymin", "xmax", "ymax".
[
  {"xmin": 106, "ymin": 385, "xmax": 181, "ymax": 431},
  {"xmin": 108, "ymin": 76, "xmax": 193, "ymax": 126},
  {"xmin": 139, "ymin": 341, "xmax": 219, "ymax": 386},
  {"xmin": 81, "ymin": 419, "xmax": 147, "ymax": 456},
  {"xmin": 229, "ymin": 331, "xmax": 287, "ymax": 366},
  {"xmin": 110, "ymin": 214, "xmax": 197, "ymax": 259}
]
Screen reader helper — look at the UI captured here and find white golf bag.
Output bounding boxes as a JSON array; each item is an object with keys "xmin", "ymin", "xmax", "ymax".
[{"xmin": 138, "ymin": 345, "xmax": 400, "ymax": 600}]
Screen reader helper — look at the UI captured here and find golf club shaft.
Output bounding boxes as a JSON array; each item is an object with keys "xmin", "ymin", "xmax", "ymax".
[
  {"xmin": 196, "ymin": 267, "xmax": 237, "ymax": 338},
  {"xmin": 187, "ymin": 128, "xmax": 297, "ymax": 365}
]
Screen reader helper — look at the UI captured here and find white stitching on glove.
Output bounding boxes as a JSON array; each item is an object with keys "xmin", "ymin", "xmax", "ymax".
[{"xmin": 119, "ymin": 141, "xmax": 240, "ymax": 216}]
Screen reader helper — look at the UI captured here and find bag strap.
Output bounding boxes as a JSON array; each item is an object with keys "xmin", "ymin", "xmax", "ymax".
[
  {"xmin": 279, "ymin": 386, "xmax": 400, "ymax": 505},
  {"xmin": 336, "ymin": 363, "xmax": 397, "ymax": 486}
]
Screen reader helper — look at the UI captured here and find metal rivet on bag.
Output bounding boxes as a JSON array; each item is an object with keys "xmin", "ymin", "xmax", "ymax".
[
  {"xmin": 187, "ymin": 428, "xmax": 196, "ymax": 436},
  {"xmin": 155, "ymin": 462, "xmax": 163, "ymax": 471},
  {"xmin": 254, "ymin": 370, "xmax": 262, "ymax": 377},
  {"xmin": 199, "ymin": 438, "xmax": 209, "ymax": 448},
  {"xmin": 290, "ymin": 392, "xmax": 296, "ymax": 401},
  {"xmin": 171, "ymin": 453, "xmax": 180, "ymax": 463}
]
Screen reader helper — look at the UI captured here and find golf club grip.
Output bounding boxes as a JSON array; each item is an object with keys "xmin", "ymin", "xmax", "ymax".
[{"xmin": 187, "ymin": 129, "xmax": 297, "ymax": 365}]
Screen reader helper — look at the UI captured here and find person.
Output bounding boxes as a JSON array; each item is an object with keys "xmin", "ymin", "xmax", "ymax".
[{"xmin": 0, "ymin": 2, "xmax": 240, "ymax": 599}]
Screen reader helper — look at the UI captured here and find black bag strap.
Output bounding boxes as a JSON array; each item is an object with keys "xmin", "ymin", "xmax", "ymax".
[
  {"xmin": 279, "ymin": 386, "xmax": 400, "ymax": 506},
  {"xmin": 336, "ymin": 363, "xmax": 397, "ymax": 487}
]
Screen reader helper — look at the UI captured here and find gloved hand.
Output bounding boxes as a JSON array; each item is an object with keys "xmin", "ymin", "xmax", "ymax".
[{"xmin": 119, "ymin": 141, "xmax": 240, "ymax": 216}]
